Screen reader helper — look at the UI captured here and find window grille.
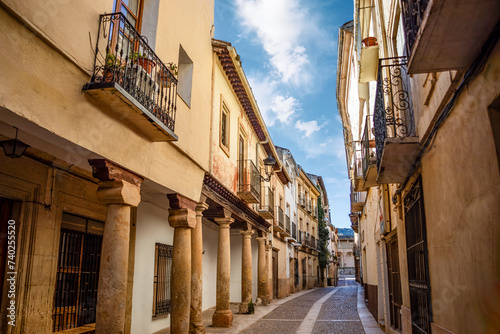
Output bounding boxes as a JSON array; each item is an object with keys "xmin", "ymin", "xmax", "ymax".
[
  {"xmin": 53, "ymin": 213, "xmax": 103, "ymax": 332},
  {"xmin": 386, "ymin": 236, "xmax": 402, "ymax": 330},
  {"xmin": 405, "ymin": 176, "xmax": 432, "ymax": 334},
  {"xmin": 153, "ymin": 243, "xmax": 173, "ymax": 318}
]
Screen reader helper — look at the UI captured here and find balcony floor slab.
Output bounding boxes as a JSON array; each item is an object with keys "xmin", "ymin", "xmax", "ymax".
[
  {"xmin": 84, "ymin": 82, "xmax": 177, "ymax": 142},
  {"xmin": 377, "ymin": 137, "xmax": 420, "ymax": 184}
]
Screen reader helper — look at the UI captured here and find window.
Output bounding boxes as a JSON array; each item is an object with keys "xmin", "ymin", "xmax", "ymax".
[
  {"xmin": 177, "ymin": 45, "xmax": 193, "ymax": 107},
  {"xmin": 220, "ymin": 101, "xmax": 230, "ymax": 153},
  {"xmin": 153, "ymin": 243, "xmax": 173, "ymax": 318},
  {"xmin": 53, "ymin": 213, "xmax": 104, "ymax": 332}
]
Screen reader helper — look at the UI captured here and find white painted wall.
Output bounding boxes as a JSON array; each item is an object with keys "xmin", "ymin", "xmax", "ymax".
[
  {"xmin": 202, "ymin": 220, "xmax": 219, "ymax": 311},
  {"xmin": 131, "ymin": 201, "xmax": 175, "ymax": 334},
  {"xmin": 230, "ymin": 232, "xmax": 243, "ymax": 303}
]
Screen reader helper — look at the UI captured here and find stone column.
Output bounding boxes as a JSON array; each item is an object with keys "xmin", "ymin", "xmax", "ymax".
[
  {"xmin": 167, "ymin": 194, "xmax": 197, "ymax": 334},
  {"xmin": 89, "ymin": 159, "xmax": 143, "ymax": 334},
  {"xmin": 266, "ymin": 244, "xmax": 272, "ymax": 301},
  {"xmin": 212, "ymin": 211, "xmax": 234, "ymax": 327},
  {"xmin": 256, "ymin": 236, "xmax": 267, "ymax": 305},
  {"xmin": 239, "ymin": 228, "xmax": 254, "ymax": 314},
  {"xmin": 190, "ymin": 201, "xmax": 209, "ymax": 334}
]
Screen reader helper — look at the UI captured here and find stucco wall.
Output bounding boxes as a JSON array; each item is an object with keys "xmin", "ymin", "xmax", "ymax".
[
  {"xmin": 417, "ymin": 43, "xmax": 500, "ymax": 333},
  {"xmin": 202, "ymin": 220, "xmax": 219, "ymax": 311},
  {"xmin": 0, "ymin": 1, "xmax": 212, "ymax": 202},
  {"xmin": 131, "ymin": 201, "xmax": 174, "ymax": 333}
]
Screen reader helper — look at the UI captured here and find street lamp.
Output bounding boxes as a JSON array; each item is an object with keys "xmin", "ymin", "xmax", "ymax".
[
  {"xmin": 0, "ymin": 128, "xmax": 29, "ymax": 158},
  {"xmin": 260, "ymin": 154, "xmax": 276, "ymax": 182}
]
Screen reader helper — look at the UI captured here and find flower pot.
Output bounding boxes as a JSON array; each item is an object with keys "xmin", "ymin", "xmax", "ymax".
[
  {"xmin": 362, "ymin": 37, "xmax": 378, "ymax": 47},
  {"xmin": 137, "ymin": 57, "xmax": 156, "ymax": 74}
]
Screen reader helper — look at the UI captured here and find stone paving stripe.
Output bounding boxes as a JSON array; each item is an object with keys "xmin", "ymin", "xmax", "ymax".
[
  {"xmin": 295, "ymin": 287, "xmax": 340, "ymax": 334},
  {"xmin": 315, "ymin": 320, "xmax": 360, "ymax": 322}
]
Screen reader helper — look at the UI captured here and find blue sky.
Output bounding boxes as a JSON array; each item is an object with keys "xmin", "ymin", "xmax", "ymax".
[{"xmin": 214, "ymin": 0, "xmax": 354, "ymax": 228}]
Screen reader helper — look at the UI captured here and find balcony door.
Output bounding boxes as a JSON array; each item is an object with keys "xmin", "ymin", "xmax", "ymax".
[{"xmin": 114, "ymin": 0, "xmax": 144, "ymax": 33}]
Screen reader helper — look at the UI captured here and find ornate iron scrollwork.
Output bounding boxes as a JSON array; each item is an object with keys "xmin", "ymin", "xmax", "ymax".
[{"xmin": 373, "ymin": 57, "xmax": 416, "ymax": 168}]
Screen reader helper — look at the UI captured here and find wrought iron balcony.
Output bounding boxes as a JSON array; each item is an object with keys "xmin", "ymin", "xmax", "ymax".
[
  {"xmin": 311, "ymin": 236, "xmax": 316, "ymax": 250},
  {"xmin": 306, "ymin": 199, "xmax": 312, "ymax": 213},
  {"xmin": 374, "ymin": 57, "xmax": 420, "ymax": 184},
  {"xmin": 298, "ymin": 194, "xmax": 306, "ymax": 207},
  {"xmin": 350, "ymin": 185, "xmax": 366, "ymax": 213},
  {"xmin": 292, "ymin": 222, "xmax": 297, "ymax": 240},
  {"xmin": 300, "ymin": 231, "xmax": 310, "ymax": 248},
  {"xmin": 361, "ymin": 115, "xmax": 378, "ymax": 188},
  {"xmin": 285, "ymin": 215, "xmax": 291, "ymax": 236},
  {"xmin": 352, "ymin": 141, "xmax": 365, "ymax": 192},
  {"xmin": 275, "ymin": 206, "xmax": 285, "ymax": 231},
  {"xmin": 83, "ymin": 13, "xmax": 178, "ymax": 141},
  {"xmin": 401, "ymin": 0, "xmax": 500, "ymax": 74},
  {"xmin": 257, "ymin": 186, "xmax": 274, "ymax": 219},
  {"xmin": 238, "ymin": 160, "xmax": 261, "ymax": 203}
]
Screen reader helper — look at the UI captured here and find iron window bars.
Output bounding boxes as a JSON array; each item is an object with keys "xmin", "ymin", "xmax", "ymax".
[{"xmin": 153, "ymin": 243, "xmax": 173, "ymax": 318}]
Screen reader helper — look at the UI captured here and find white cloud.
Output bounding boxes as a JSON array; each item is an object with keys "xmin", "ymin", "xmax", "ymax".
[
  {"xmin": 236, "ymin": 0, "xmax": 311, "ymax": 85},
  {"xmin": 248, "ymin": 75, "xmax": 300, "ymax": 126},
  {"xmin": 295, "ymin": 120, "xmax": 321, "ymax": 137},
  {"xmin": 271, "ymin": 95, "xmax": 298, "ymax": 123}
]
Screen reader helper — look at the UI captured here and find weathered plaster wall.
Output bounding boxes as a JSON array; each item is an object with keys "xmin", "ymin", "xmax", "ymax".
[{"xmin": 417, "ymin": 43, "xmax": 500, "ymax": 333}]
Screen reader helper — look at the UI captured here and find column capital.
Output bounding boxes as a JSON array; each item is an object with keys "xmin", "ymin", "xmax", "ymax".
[
  {"xmin": 195, "ymin": 202, "xmax": 210, "ymax": 216},
  {"xmin": 169, "ymin": 207, "xmax": 196, "ymax": 229},
  {"xmin": 256, "ymin": 236, "xmax": 267, "ymax": 244},
  {"xmin": 266, "ymin": 244, "xmax": 272, "ymax": 251},
  {"xmin": 168, "ymin": 193, "xmax": 197, "ymax": 211},
  {"xmin": 96, "ymin": 180, "xmax": 141, "ymax": 206},
  {"xmin": 214, "ymin": 217, "xmax": 234, "ymax": 228},
  {"xmin": 240, "ymin": 229, "xmax": 254, "ymax": 239},
  {"xmin": 89, "ymin": 159, "xmax": 144, "ymax": 186}
]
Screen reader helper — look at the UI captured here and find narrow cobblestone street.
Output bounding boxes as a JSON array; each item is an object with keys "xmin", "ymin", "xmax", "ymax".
[{"xmin": 204, "ymin": 278, "xmax": 381, "ymax": 334}]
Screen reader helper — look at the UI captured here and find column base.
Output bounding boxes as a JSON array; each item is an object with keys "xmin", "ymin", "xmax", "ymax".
[
  {"xmin": 189, "ymin": 321, "xmax": 206, "ymax": 334},
  {"xmin": 212, "ymin": 309, "xmax": 233, "ymax": 328}
]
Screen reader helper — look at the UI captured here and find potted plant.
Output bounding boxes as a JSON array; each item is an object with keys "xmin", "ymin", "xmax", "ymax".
[
  {"xmin": 103, "ymin": 53, "xmax": 123, "ymax": 82},
  {"xmin": 158, "ymin": 62, "xmax": 178, "ymax": 87},
  {"xmin": 130, "ymin": 51, "xmax": 156, "ymax": 74},
  {"xmin": 362, "ymin": 37, "xmax": 378, "ymax": 47}
]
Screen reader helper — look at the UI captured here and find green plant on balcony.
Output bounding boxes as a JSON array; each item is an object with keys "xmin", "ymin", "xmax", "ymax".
[
  {"xmin": 130, "ymin": 51, "xmax": 156, "ymax": 74},
  {"xmin": 103, "ymin": 53, "xmax": 124, "ymax": 81},
  {"xmin": 158, "ymin": 62, "xmax": 178, "ymax": 87}
]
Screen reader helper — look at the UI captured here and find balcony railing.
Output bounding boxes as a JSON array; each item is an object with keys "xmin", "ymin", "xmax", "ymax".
[
  {"xmin": 258, "ymin": 186, "xmax": 274, "ymax": 219},
  {"xmin": 400, "ymin": 0, "xmax": 429, "ymax": 56},
  {"xmin": 84, "ymin": 13, "xmax": 178, "ymax": 141},
  {"xmin": 300, "ymin": 231, "xmax": 310, "ymax": 247},
  {"xmin": 285, "ymin": 215, "xmax": 291, "ymax": 235},
  {"xmin": 374, "ymin": 57, "xmax": 420, "ymax": 183},
  {"xmin": 311, "ymin": 236, "xmax": 316, "ymax": 250},
  {"xmin": 237, "ymin": 160, "xmax": 261, "ymax": 203},
  {"xmin": 306, "ymin": 199, "xmax": 312, "ymax": 213},
  {"xmin": 350, "ymin": 186, "xmax": 366, "ymax": 213},
  {"xmin": 361, "ymin": 115, "xmax": 377, "ymax": 178},
  {"xmin": 374, "ymin": 57, "xmax": 416, "ymax": 169},
  {"xmin": 275, "ymin": 206, "xmax": 284, "ymax": 231},
  {"xmin": 298, "ymin": 194, "xmax": 305, "ymax": 207}
]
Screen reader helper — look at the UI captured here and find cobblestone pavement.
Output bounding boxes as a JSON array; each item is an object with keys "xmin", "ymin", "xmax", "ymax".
[{"xmin": 238, "ymin": 281, "xmax": 365, "ymax": 334}]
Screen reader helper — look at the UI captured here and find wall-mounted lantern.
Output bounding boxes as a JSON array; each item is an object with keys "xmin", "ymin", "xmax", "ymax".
[{"xmin": 1, "ymin": 128, "xmax": 29, "ymax": 158}]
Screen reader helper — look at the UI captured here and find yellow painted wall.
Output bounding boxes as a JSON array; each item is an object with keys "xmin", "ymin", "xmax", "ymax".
[{"xmin": 0, "ymin": 0, "xmax": 214, "ymax": 202}]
